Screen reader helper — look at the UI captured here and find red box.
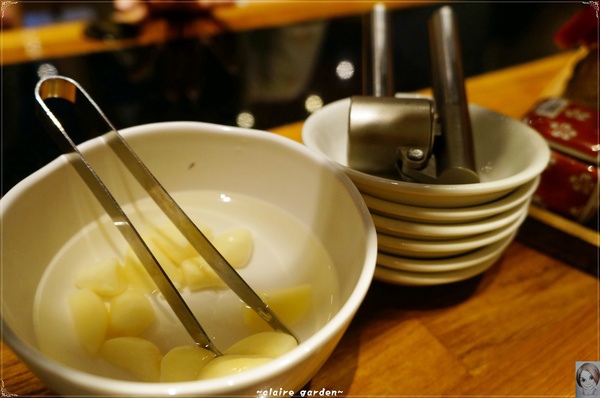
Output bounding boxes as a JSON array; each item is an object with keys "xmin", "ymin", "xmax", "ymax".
[{"xmin": 522, "ymin": 98, "xmax": 599, "ymax": 223}]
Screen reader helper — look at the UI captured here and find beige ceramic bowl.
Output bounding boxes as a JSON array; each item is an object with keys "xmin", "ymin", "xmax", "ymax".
[
  {"xmin": 376, "ymin": 232, "xmax": 514, "ymax": 273},
  {"xmin": 302, "ymin": 98, "xmax": 550, "ymax": 208},
  {"xmin": 362, "ymin": 177, "xmax": 539, "ymax": 224},
  {"xmin": 376, "ymin": 207, "xmax": 527, "ymax": 258},
  {"xmin": 1, "ymin": 122, "xmax": 377, "ymax": 397},
  {"xmin": 373, "ymin": 233, "xmax": 514, "ymax": 286},
  {"xmin": 371, "ymin": 199, "xmax": 529, "ymax": 240}
]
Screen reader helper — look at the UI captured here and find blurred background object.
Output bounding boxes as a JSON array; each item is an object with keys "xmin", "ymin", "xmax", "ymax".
[
  {"xmin": 522, "ymin": 5, "xmax": 598, "ymax": 225},
  {"xmin": 552, "ymin": 5, "xmax": 598, "ymax": 109},
  {"xmin": 1, "ymin": 1, "xmax": 590, "ymax": 196}
]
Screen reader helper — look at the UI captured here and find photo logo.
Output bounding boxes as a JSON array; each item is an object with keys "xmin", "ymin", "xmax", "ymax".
[{"xmin": 576, "ymin": 362, "xmax": 600, "ymax": 397}]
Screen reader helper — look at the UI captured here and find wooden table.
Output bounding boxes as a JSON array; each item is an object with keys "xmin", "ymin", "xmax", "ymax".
[{"xmin": 2, "ymin": 51, "xmax": 598, "ymax": 397}]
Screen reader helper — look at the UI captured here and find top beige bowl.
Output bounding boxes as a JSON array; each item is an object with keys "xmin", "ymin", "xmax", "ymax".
[
  {"xmin": 1, "ymin": 121, "xmax": 377, "ymax": 397},
  {"xmin": 302, "ymin": 98, "xmax": 550, "ymax": 208}
]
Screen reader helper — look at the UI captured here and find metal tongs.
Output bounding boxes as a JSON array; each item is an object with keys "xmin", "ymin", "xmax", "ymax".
[
  {"xmin": 35, "ymin": 75, "xmax": 297, "ymax": 356},
  {"xmin": 348, "ymin": 5, "xmax": 479, "ymax": 184}
]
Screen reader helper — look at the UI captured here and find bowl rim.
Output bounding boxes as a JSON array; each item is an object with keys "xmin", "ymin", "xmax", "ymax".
[
  {"xmin": 1, "ymin": 121, "xmax": 378, "ymax": 395},
  {"xmin": 376, "ymin": 206, "xmax": 527, "ymax": 256},
  {"xmin": 362, "ymin": 177, "xmax": 539, "ymax": 222},
  {"xmin": 376, "ymin": 232, "xmax": 513, "ymax": 273},
  {"xmin": 372, "ymin": 233, "xmax": 511, "ymax": 286},
  {"xmin": 371, "ymin": 199, "xmax": 528, "ymax": 239},
  {"xmin": 302, "ymin": 97, "xmax": 551, "ymax": 197}
]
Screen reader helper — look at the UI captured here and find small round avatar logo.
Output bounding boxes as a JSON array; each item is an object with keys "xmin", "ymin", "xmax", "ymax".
[{"xmin": 576, "ymin": 362, "xmax": 600, "ymax": 397}]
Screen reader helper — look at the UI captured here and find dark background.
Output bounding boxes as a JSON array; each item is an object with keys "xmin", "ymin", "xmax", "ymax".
[{"xmin": 2, "ymin": 2, "xmax": 585, "ymax": 195}]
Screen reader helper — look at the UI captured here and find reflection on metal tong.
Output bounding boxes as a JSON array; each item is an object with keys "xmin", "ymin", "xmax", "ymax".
[{"xmin": 34, "ymin": 75, "xmax": 298, "ymax": 356}]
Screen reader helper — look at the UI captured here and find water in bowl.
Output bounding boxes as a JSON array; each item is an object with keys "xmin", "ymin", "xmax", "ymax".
[{"xmin": 33, "ymin": 190, "xmax": 339, "ymax": 381}]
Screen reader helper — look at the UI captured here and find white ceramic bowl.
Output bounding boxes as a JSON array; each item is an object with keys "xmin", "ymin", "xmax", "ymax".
[
  {"xmin": 373, "ymin": 236, "xmax": 509, "ymax": 286},
  {"xmin": 376, "ymin": 207, "xmax": 527, "ymax": 258},
  {"xmin": 1, "ymin": 122, "xmax": 377, "ymax": 397},
  {"xmin": 371, "ymin": 199, "xmax": 529, "ymax": 240},
  {"xmin": 302, "ymin": 98, "xmax": 550, "ymax": 208},
  {"xmin": 363, "ymin": 177, "xmax": 539, "ymax": 224},
  {"xmin": 376, "ymin": 232, "xmax": 514, "ymax": 273}
]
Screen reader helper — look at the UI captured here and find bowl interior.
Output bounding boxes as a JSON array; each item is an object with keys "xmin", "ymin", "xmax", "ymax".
[
  {"xmin": 1, "ymin": 122, "xmax": 377, "ymax": 395},
  {"xmin": 302, "ymin": 98, "xmax": 550, "ymax": 208}
]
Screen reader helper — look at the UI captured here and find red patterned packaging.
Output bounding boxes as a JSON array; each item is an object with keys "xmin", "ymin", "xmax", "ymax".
[{"xmin": 523, "ymin": 98, "xmax": 599, "ymax": 223}]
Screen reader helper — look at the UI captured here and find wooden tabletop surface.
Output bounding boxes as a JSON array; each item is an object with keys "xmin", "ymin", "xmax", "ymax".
[{"xmin": 2, "ymin": 44, "xmax": 599, "ymax": 398}]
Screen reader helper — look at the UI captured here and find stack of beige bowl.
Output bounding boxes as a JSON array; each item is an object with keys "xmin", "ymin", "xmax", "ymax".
[{"xmin": 302, "ymin": 98, "xmax": 550, "ymax": 286}]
